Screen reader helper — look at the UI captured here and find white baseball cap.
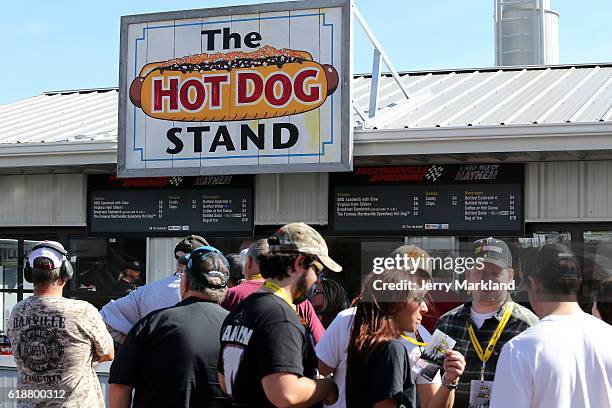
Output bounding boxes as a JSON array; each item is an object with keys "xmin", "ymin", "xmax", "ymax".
[{"xmin": 28, "ymin": 241, "xmax": 67, "ymax": 269}]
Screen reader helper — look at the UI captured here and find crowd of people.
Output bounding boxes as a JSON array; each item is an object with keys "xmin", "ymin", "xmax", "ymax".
[{"xmin": 5, "ymin": 223, "xmax": 612, "ymax": 408}]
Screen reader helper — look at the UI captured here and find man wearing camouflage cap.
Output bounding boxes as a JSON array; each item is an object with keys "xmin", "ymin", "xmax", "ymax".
[{"xmin": 218, "ymin": 223, "xmax": 340, "ymax": 408}]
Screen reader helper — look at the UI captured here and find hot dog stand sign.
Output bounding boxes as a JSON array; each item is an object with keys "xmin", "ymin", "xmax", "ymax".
[{"xmin": 118, "ymin": 0, "xmax": 352, "ymax": 177}]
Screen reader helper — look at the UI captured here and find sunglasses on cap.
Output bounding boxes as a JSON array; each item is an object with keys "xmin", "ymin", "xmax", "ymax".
[
  {"xmin": 175, "ymin": 246, "xmax": 226, "ymax": 275},
  {"xmin": 184, "ymin": 246, "xmax": 229, "ymax": 289},
  {"xmin": 310, "ymin": 260, "xmax": 324, "ymax": 276},
  {"xmin": 185, "ymin": 245, "xmax": 226, "ymax": 266}
]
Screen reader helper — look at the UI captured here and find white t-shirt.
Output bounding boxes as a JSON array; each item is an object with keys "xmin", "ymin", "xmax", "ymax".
[
  {"xmin": 100, "ymin": 274, "xmax": 181, "ymax": 341},
  {"xmin": 470, "ymin": 308, "xmax": 497, "ymax": 329},
  {"xmin": 316, "ymin": 307, "xmax": 441, "ymax": 408},
  {"xmin": 490, "ymin": 312, "xmax": 612, "ymax": 408}
]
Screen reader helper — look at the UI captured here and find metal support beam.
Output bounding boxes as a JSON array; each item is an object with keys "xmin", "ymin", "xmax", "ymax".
[
  {"xmin": 352, "ymin": 103, "xmax": 370, "ymax": 128},
  {"xmin": 353, "ymin": 6, "xmax": 411, "ymax": 104},
  {"xmin": 369, "ymin": 49, "xmax": 382, "ymax": 118},
  {"xmin": 495, "ymin": 0, "xmax": 502, "ymax": 65}
]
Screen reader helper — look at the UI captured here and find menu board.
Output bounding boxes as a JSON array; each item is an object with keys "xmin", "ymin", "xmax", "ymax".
[
  {"xmin": 330, "ymin": 164, "xmax": 524, "ymax": 236},
  {"xmin": 87, "ymin": 174, "xmax": 254, "ymax": 237}
]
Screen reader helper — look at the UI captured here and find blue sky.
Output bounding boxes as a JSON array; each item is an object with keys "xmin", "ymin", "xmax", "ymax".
[{"xmin": 1, "ymin": 0, "xmax": 611, "ymax": 105}]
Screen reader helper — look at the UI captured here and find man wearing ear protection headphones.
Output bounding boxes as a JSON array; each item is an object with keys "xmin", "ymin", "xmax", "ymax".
[
  {"xmin": 8, "ymin": 241, "xmax": 114, "ymax": 407},
  {"xmin": 100, "ymin": 234, "xmax": 208, "ymax": 345},
  {"xmin": 108, "ymin": 245, "xmax": 230, "ymax": 408}
]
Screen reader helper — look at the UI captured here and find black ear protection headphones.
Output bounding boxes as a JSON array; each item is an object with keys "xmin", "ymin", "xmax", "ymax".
[
  {"xmin": 24, "ymin": 242, "xmax": 74, "ymax": 283},
  {"xmin": 185, "ymin": 245, "xmax": 229, "ymax": 289}
]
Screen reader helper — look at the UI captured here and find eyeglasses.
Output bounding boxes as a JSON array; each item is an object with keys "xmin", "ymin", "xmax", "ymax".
[{"xmin": 306, "ymin": 282, "xmax": 324, "ymax": 300}]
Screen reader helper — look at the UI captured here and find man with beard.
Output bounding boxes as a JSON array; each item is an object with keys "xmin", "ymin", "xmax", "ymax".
[
  {"xmin": 218, "ymin": 223, "xmax": 340, "ymax": 408},
  {"xmin": 434, "ymin": 238, "xmax": 538, "ymax": 408},
  {"xmin": 221, "ymin": 238, "xmax": 325, "ymax": 343}
]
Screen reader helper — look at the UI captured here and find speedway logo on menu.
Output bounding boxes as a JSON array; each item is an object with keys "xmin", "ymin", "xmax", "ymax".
[{"xmin": 118, "ymin": 0, "xmax": 352, "ymax": 177}]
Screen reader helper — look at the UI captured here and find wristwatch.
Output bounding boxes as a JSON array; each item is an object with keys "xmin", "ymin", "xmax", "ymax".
[{"xmin": 442, "ymin": 374, "xmax": 459, "ymax": 391}]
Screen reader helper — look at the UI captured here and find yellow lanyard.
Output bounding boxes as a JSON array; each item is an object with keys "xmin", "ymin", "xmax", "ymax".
[
  {"xmin": 263, "ymin": 280, "xmax": 296, "ymax": 311},
  {"xmin": 467, "ymin": 302, "xmax": 514, "ymax": 378},
  {"xmin": 249, "ymin": 274, "xmax": 263, "ymax": 281},
  {"xmin": 401, "ymin": 333, "xmax": 428, "ymax": 347}
]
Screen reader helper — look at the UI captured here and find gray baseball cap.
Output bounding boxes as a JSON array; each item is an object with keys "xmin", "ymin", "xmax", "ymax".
[{"xmin": 473, "ymin": 237, "xmax": 512, "ymax": 269}]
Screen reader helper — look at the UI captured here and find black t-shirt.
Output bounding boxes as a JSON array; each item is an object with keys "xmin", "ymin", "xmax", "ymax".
[
  {"xmin": 109, "ymin": 297, "xmax": 230, "ymax": 408},
  {"xmin": 346, "ymin": 339, "xmax": 415, "ymax": 408},
  {"xmin": 218, "ymin": 292, "xmax": 317, "ymax": 408}
]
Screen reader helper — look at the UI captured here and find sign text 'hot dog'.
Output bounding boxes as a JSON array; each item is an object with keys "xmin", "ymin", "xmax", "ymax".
[{"xmin": 130, "ymin": 46, "xmax": 339, "ymax": 122}]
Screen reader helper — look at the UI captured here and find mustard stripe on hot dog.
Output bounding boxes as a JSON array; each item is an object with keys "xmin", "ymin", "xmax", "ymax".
[{"xmin": 130, "ymin": 46, "xmax": 339, "ymax": 122}]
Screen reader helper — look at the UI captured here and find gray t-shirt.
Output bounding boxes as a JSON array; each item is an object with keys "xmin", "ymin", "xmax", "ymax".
[{"xmin": 8, "ymin": 296, "xmax": 113, "ymax": 408}]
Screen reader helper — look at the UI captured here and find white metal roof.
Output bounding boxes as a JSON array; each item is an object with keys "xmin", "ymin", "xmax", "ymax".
[
  {"xmin": 0, "ymin": 89, "xmax": 117, "ymax": 144},
  {"xmin": 353, "ymin": 63, "xmax": 612, "ymax": 129},
  {"xmin": 1, "ymin": 63, "xmax": 612, "ymax": 168}
]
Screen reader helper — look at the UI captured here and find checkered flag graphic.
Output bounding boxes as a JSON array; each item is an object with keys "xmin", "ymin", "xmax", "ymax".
[
  {"xmin": 169, "ymin": 176, "xmax": 183, "ymax": 187},
  {"xmin": 424, "ymin": 165, "xmax": 444, "ymax": 181}
]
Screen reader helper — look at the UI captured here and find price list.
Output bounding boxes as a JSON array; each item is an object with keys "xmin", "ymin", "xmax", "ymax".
[
  {"xmin": 88, "ymin": 175, "xmax": 253, "ymax": 237},
  {"xmin": 330, "ymin": 164, "xmax": 524, "ymax": 236}
]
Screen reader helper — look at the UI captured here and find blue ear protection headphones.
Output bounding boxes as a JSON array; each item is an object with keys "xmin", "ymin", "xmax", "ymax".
[{"xmin": 184, "ymin": 246, "xmax": 229, "ymax": 289}]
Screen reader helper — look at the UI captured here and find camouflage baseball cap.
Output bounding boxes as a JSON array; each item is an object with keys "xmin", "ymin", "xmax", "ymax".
[{"xmin": 268, "ymin": 223, "xmax": 342, "ymax": 272}]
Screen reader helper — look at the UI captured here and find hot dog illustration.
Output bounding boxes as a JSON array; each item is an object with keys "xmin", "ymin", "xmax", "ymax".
[{"xmin": 130, "ymin": 45, "xmax": 339, "ymax": 122}]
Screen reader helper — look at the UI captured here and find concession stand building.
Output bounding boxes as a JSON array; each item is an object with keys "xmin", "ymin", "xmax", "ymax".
[
  {"xmin": 1, "ymin": 62, "xmax": 612, "ymax": 312},
  {"xmin": 3, "ymin": 1, "xmax": 612, "ymax": 405}
]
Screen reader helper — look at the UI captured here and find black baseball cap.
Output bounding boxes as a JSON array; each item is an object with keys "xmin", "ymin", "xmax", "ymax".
[
  {"xmin": 473, "ymin": 237, "xmax": 512, "ymax": 269},
  {"xmin": 175, "ymin": 235, "xmax": 209, "ymax": 258},
  {"xmin": 185, "ymin": 245, "xmax": 229, "ymax": 289},
  {"xmin": 517, "ymin": 243, "xmax": 580, "ymax": 292},
  {"xmin": 124, "ymin": 259, "xmax": 142, "ymax": 272}
]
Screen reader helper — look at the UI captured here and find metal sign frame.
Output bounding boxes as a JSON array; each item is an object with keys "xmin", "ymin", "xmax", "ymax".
[{"xmin": 118, "ymin": 0, "xmax": 353, "ymax": 177}]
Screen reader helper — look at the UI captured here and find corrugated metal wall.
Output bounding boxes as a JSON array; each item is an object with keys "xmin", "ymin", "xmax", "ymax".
[
  {"xmin": 0, "ymin": 174, "xmax": 85, "ymax": 226},
  {"xmin": 525, "ymin": 161, "xmax": 612, "ymax": 221},
  {"xmin": 146, "ymin": 237, "xmax": 179, "ymax": 282},
  {"xmin": 255, "ymin": 173, "xmax": 328, "ymax": 225}
]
